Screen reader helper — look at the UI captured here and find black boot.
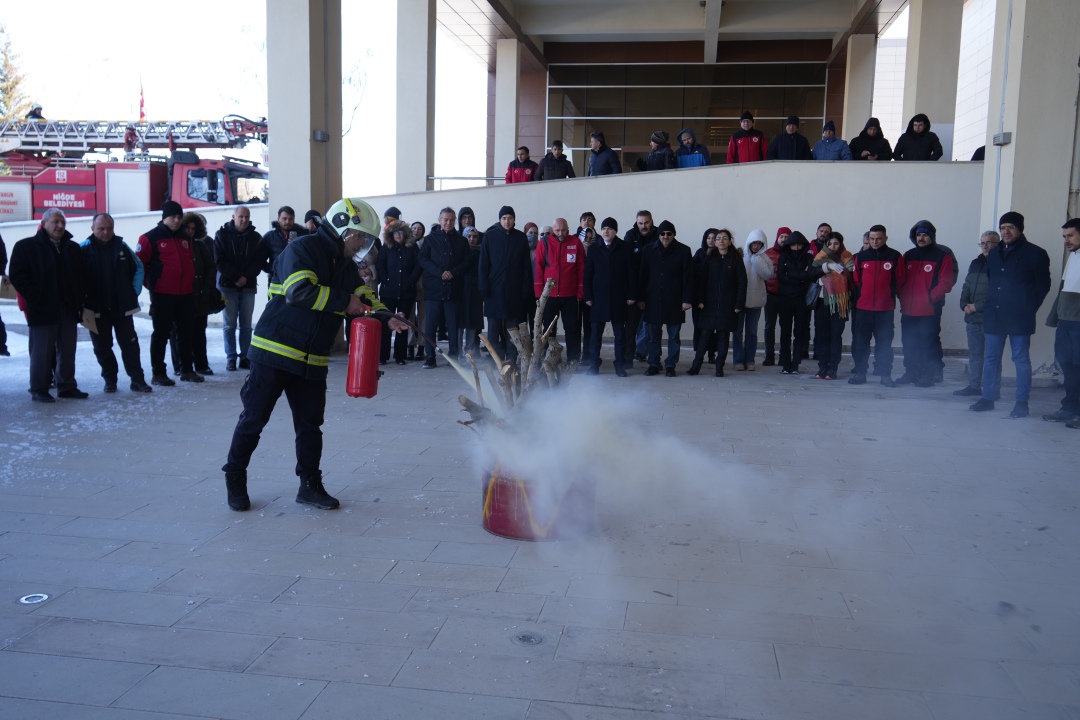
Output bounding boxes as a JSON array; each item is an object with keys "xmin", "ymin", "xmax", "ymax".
[
  {"xmin": 715, "ymin": 364, "xmax": 724, "ymax": 377},
  {"xmin": 296, "ymin": 473, "xmax": 340, "ymax": 509},
  {"xmin": 687, "ymin": 356, "xmax": 703, "ymax": 375},
  {"xmin": 225, "ymin": 471, "xmax": 250, "ymax": 511}
]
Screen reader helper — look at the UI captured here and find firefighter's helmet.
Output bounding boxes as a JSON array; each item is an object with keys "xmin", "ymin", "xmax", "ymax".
[{"xmin": 324, "ymin": 197, "xmax": 380, "ymax": 263}]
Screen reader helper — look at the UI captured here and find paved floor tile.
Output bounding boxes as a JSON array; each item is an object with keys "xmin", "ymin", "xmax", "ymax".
[
  {"xmin": 32, "ymin": 587, "xmax": 203, "ymax": 625},
  {"xmin": 922, "ymin": 692, "xmax": 1075, "ymax": 720},
  {"xmin": 383, "ymin": 559, "xmax": 507, "ymax": 590},
  {"xmin": 275, "ymin": 577, "xmax": 418, "ymax": 613},
  {"xmin": 573, "ymin": 662, "xmax": 729, "ymax": 716},
  {"xmin": 537, "ymin": 596, "xmax": 628, "ymax": 630},
  {"xmin": 404, "ymin": 587, "xmax": 545, "ymax": 621},
  {"xmin": 246, "ymin": 637, "xmax": 410, "ymax": 684},
  {"xmin": 0, "ymin": 510, "xmax": 75, "ymax": 535},
  {"xmin": 0, "ymin": 556, "xmax": 179, "ymax": 593},
  {"xmin": 0, "ymin": 650, "xmax": 154, "ymax": 705},
  {"xmin": 624, "ymin": 602, "xmax": 817, "ymax": 645},
  {"xmin": 0, "ymin": 697, "xmax": 202, "ymax": 720},
  {"xmin": 1001, "ymin": 661, "xmax": 1080, "ymax": 705},
  {"xmin": 290, "ymin": 532, "xmax": 437, "ymax": 561},
  {"xmin": 526, "ymin": 701, "xmax": 722, "ymax": 720},
  {"xmin": 0, "ymin": 531, "xmax": 125, "ymax": 560},
  {"xmin": 153, "ymin": 568, "xmax": 297, "ymax": 602},
  {"xmin": 567, "ymin": 576, "xmax": 678, "ymax": 605},
  {"xmin": 298, "ymin": 681, "xmax": 530, "ymax": 719},
  {"xmin": 393, "ymin": 648, "xmax": 583, "ymax": 701},
  {"xmin": 429, "ymin": 617, "xmax": 563, "ymax": 659},
  {"xmin": 811, "ymin": 616, "xmax": 1038, "ymax": 661},
  {"xmin": 0, "ymin": 579, "xmax": 72, "ymax": 615},
  {"xmin": 114, "ymin": 666, "xmax": 326, "ymax": 720},
  {"xmin": 724, "ymin": 676, "xmax": 933, "ymax": 720},
  {"xmin": 679, "ymin": 579, "xmax": 850, "ymax": 617},
  {"xmin": 46, "ymin": 517, "xmax": 228, "ymax": 545},
  {"xmin": 426, "ymin": 540, "xmax": 518, "ymax": 567},
  {"xmin": 0, "ymin": 613, "xmax": 52, "ymax": 649},
  {"xmin": 499, "ymin": 567, "xmax": 577, "ymax": 596}
]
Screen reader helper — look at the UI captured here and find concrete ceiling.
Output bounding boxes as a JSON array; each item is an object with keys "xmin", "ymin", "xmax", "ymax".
[{"xmin": 438, "ymin": 0, "xmax": 908, "ymax": 70}]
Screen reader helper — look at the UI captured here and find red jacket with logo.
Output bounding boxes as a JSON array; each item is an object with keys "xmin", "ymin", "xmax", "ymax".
[
  {"xmin": 852, "ymin": 245, "xmax": 906, "ymax": 311},
  {"xmin": 899, "ymin": 244, "xmax": 956, "ymax": 316},
  {"xmin": 136, "ymin": 223, "xmax": 194, "ymax": 295},
  {"xmin": 764, "ymin": 239, "xmax": 783, "ymax": 295},
  {"xmin": 726, "ymin": 129, "xmax": 769, "ymax": 164},
  {"xmin": 505, "ymin": 159, "xmax": 538, "ymax": 184},
  {"xmin": 534, "ymin": 235, "xmax": 585, "ymax": 298}
]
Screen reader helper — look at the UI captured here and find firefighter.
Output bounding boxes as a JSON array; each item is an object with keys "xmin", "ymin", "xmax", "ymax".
[{"xmin": 221, "ymin": 197, "xmax": 408, "ymax": 511}]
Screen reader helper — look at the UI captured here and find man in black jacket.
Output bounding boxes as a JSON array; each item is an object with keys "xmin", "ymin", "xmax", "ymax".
[
  {"xmin": 479, "ymin": 205, "xmax": 532, "ymax": 362},
  {"xmin": 536, "ymin": 140, "xmax": 576, "ymax": 181},
  {"xmin": 622, "ymin": 210, "xmax": 659, "ymax": 366},
  {"xmin": 263, "ymin": 205, "xmax": 302, "ymax": 271},
  {"xmin": 893, "ymin": 113, "xmax": 944, "ymax": 161},
  {"xmin": 376, "ymin": 220, "xmax": 422, "ymax": 365},
  {"xmin": 8, "ymin": 208, "xmax": 87, "ymax": 402},
  {"xmin": 587, "ymin": 132, "xmax": 622, "ymax": 176},
  {"xmin": 639, "ymin": 220, "xmax": 693, "ymax": 377},
  {"xmin": 767, "ymin": 116, "xmax": 812, "ymax": 160},
  {"xmin": 214, "ymin": 205, "xmax": 268, "ymax": 371},
  {"xmin": 81, "ymin": 213, "xmax": 152, "ymax": 394},
  {"xmin": 584, "ymin": 217, "xmax": 636, "ymax": 376},
  {"xmin": 419, "ymin": 207, "xmax": 470, "ymax": 367}
]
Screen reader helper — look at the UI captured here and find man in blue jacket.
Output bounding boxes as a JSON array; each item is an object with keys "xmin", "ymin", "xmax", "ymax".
[
  {"xmin": 587, "ymin": 132, "xmax": 622, "ymax": 176},
  {"xmin": 675, "ymin": 128, "xmax": 711, "ymax": 168},
  {"xmin": 812, "ymin": 121, "xmax": 852, "ymax": 161}
]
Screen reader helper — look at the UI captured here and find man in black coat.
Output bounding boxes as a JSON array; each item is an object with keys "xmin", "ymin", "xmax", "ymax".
[
  {"xmin": 587, "ymin": 131, "xmax": 622, "ymax": 177},
  {"xmin": 214, "ymin": 206, "xmax": 268, "ymax": 371},
  {"xmin": 893, "ymin": 113, "xmax": 944, "ymax": 161},
  {"xmin": 767, "ymin": 116, "xmax": 812, "ymax": 161},
  {"xmin": 622, "ymin": 210, "xmax": 659, "ymax": 367},
  {"xmin": 584, "ymin": 217, "xmax": 637, "ymax": 376},
  {"xmin": 263, "ymin": 205, "xmax": 303, "ymax": 272},
  {"xmin": 8, "ymin": 208, "xmax": 87, "ymax": 402},
  {"xmin": 535, "ymin": 140, "xmax": 576, "ymax": 181},
  {"xmin": 970, "ymin": 211, "xmax": 1051, "ymax": 418},
  {"xmin": 81, "ymin": 213, "xmax": 152, "ymax": 394},
  {"xmin": 418, "ymin": 207, "xmax": 470, "ymax": 367},
  {"xmin": 479, "ymin": 205, "xmax": 533, "ymax": 362},
  {"xmin": 376, "ymin": 220, "xmax": 422, "ymax": 364},
  {"xmin": 639, "ymin": 220, "xmax": 693, "ymax": 377}
]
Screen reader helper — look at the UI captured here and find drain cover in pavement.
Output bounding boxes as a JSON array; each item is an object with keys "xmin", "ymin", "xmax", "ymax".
[
  {"xmin": 512, "ymin": 631, "xmax": 543, "ymax": 646},
  {"xmin": 18, "ymin": 594, "xmax": 49, "ymax": 604}
]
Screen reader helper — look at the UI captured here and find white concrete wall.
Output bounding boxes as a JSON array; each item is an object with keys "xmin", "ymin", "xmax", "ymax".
[
  {"xmin": 952, "ymin": 0, "xmax": 996, "ymax": 161},
  {"xmin": 364, "ymin": 162, "xmax": 985, "ymax": 352}
]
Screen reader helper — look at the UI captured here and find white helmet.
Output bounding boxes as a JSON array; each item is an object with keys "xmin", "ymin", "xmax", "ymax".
[{"xmin": 324, "ymin": 197, "xmax": 380, "ymax": 263}]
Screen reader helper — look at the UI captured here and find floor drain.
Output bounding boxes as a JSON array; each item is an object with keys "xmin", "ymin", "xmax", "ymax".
[
  {"xmin": 512, "ymin": 631, "xmax": 543, "ymax": 646},
  {"xmin": 18, "ymin": 594, "xmax": 49, "ymax": 604}
]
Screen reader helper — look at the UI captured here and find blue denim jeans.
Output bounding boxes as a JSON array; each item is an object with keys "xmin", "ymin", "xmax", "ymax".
[
  {"xmin": 221, "ymin": 288, "xmax": 256, "ymax": 362},
  {"xmin": 646, "ymin": 323, "xmax": 682, "ymax": 369},
  {"xmin": 733, "ymin": 306, "xmax": 762, "ymax": 365},
  {"xmin": 983, "ymin": 333, "xmax": 1031, "ymax": 403}
]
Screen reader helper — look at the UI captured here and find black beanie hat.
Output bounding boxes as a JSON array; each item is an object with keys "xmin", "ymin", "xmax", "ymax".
[
  {"xmin": 657, "ymin": 220, "xmax": 676, "ymax": 235},
  {"xmin": 384, "ymin": 206, "xmax": 401, "ymax": 220},
  {"xmin": 740, "ymin": 111, "xmax": 754, "ymax": 121},
  {"xmin": 650, "ymin": 130, "xmax": 669, "ymax": 145},
  {"xmin": 601, "ymin": 217, "xmax": 618, "ymax": 231},
  {"xmin": 498, "ymin": 205, "xmax": 515, "ymax": 219},
  {"xmin": 999, "ymin": 211, "xmax": 1024, "ymax": 232},
  {"xmin": 786, "ymin": 115, "xmax": 800, "ymax": 127},
  {"xmin": 304, "ymin": 209, "xmax": 321, "ymax": 224},
  {"xmin": 823, "ymin": 120, "xmax": 836, "ymax": 133},
  {"xmin": 161, "ymin": 200, "xmax": 183, "ymax": 219}
]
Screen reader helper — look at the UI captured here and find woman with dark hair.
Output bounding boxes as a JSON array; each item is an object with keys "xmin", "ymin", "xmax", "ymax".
[
  {"xmin": 407, "ymin": 221, "xmax": 427, "ymax": 360},
  {"xmin": 811, "ymin": 231, "xmax": 855, "ymax": 379},
  {"xmin": 173, "ymin": 212, "xmax": 218, "ymax": 375},
  {"xmin": 692, "ymin": 229, "xmax": 718, "ymax": 364},
  {"xmin": 688, "ymin": 229, "xmax": 746, "ymax": 377}
]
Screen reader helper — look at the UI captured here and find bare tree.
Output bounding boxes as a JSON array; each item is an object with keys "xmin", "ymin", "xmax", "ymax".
[
  {"xmin": 0, "ymin": 24, "xmax": 30, "ymax": 121},
  {"xmin": 341, "ymin": 50, "xmax": 371, "ymax": 138}
]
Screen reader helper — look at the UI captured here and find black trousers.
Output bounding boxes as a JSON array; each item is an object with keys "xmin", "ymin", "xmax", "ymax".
[
  {"xmin": 693, "ymin": 330, "xmax": 729, "ymax": 367},
  {"xmin": 150, "ymin": 291, "xmax": 195, "ymax": 375},
  {"xmin": 624, "ymin": 302, "xmax": 643, "ymax": 364},
  {"xmin": 590, "ymin": 320, "xmax": 626, "ymax": 369},
  {"xmin": 801, "ymin": 299, "xmax": 813, "ymax": 359},
  {"xmin": 542, "ymin": 296, "xmax": 582, "ymax": 362},
  {"xmin": 580, "ymin": 302, "xmax": 593, "ymax": 361},
  {"xmin": 487, "ymin": 316, "xmax": 520, "ymax": 361},
  {"xmin": 0, "ymin": 307, "xmax": 7, "ymax": 352},
  {"xmin": 224, "ymin": 360, "xmax": 327, "ymax": 478},
  {"xmin": 92, "ymin": 312, "xmax": 145, "ymax": 381},
  {"xmin": 814, "ymin": 305, "xmax": 847, "ymax": 376},
  {"xmin": 852, "ymin": 309, "xmax": 895, "ymax": 377},
  {"xmin": 425, "ymin": 300, "xmax": 459, "ymax": 360},
  {"xmin": 901, "ymin": 314, "xmax": 938, "ymax": 381},
  {"xmin": 172, "ymin": 314, "xmax": 208, "ymax": 372},
  {"xmin": 777, "ymin": 296, "xmax": 807, "ymax": 372},
  {"xmin": 28, "ymin": 319, "xmax": 78, "ymax": 393},
  {"xmin": 380, "ymin": 298, "xmax": 413, "ymax": 362},
  {"xmin": 763, "ymin": 294, "xmax": 780, "ymax": 360}
]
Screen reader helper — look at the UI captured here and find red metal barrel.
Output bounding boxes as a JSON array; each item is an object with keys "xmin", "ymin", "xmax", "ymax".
[{"xmin": 481, "ymin": 466, "xmax": 596, "ymax": 541}]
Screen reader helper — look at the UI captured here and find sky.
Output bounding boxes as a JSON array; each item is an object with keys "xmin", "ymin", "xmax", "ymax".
[{"xmin": 1, "ymin": 1, "xmax": 488, "ymax": 198}]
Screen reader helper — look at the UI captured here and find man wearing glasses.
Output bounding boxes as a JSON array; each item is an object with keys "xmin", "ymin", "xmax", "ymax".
[
  {"xmin": 970, "ymin": 212, "xmax": 1051, "ymax": 418},
  {"xmin": 638, "ymin": 221, "xmax": 693, "ymax": 376},
  {"xmin": 954, "ymin": 231, "xmax": 1002, "ymax": 399}
]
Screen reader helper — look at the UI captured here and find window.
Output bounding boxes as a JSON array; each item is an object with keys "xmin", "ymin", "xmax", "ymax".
[
  {"xmin": 231, "ymin": 171, "xmax": 270, "ymax": 204},
  {"xmin": 186, "ymin": 169, "xmax": 226, "ymax": 205}
]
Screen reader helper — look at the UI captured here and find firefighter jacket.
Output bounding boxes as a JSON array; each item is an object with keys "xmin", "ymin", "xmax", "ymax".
[
  {"xmin": 8, "ymin": 228, "xmax": 85, "ymax": 326},
  {"xmin": 899, "ymin": 244, "xmax": 956, "ymax": 316},
  {"xmin": 136, "ymin": 222, "xmax": 194, "ymax": 295},
  {"xmin": 248, "ymin": 226, "xmax": 387, "ymax": 379},
  {"xmin": 534, "ymin": 234, "xmax": 585, "ymax": 299},
  {"xmin": 852, "ymin": 245, "xmax": 906, "ymax": 312},
  {"xmin": 79, "ymin": 235, "xmax": 143, "ymax": 317}
]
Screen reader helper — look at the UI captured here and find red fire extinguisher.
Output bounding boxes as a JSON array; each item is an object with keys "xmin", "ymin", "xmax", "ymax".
[{"xmin": 346, "ymin": 316, "xmax": 382, "ymax": 398}]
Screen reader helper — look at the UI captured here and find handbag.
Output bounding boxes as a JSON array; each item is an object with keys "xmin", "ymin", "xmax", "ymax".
[
  {"xmin": 0, "ymin": 277, "xmax": 15, "ymax": 300},
  {"xmin": 805, "ymin": 280, "xmax": 821, "ymax": 307}
]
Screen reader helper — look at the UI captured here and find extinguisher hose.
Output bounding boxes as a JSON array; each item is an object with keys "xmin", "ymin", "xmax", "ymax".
[{"xmin": 366, "ymin": 310, "xmax": 447, "ymax": 357}]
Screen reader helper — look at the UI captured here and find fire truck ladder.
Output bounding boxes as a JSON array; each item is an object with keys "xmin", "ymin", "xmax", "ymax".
[{"xmin": 0, "ymin": 119, "xmax": 263, "ymax": 154}]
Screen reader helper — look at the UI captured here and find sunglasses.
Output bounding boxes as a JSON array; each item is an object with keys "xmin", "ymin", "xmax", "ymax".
[{"xmin": 660, "ymin": 232, "xmax": 675, "ymax": 237}]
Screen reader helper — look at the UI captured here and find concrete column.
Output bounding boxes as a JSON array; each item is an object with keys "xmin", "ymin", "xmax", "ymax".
[
  {"xmin": 979, "ymin": 0, "xmax": 1080, "ymax": 375},
  {"xmin": 902, "ymin": 0, "xmax": 964, "ymax": 156},
  {"xmin": 494, "ymin": 39, "xmax": 521, "ymax": 184},
  {"xmin": 396, "ymin": 0, "xmax": 436, "ymax": 193},
  {"xmin": 266, "ymin": 0, "xmax": 342, "ymax": 214},
  {"xmin": 842, "ymin": 34, "xmax": 876, "ymax": 137}
]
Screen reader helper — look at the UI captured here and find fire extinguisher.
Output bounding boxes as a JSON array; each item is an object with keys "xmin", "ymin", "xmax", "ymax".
[{"xmin": 346, "ymin": 316, "xmax": 382, "ymax": 398}]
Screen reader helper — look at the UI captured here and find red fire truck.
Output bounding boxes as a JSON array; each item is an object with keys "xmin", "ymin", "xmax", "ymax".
[{"xmin": 0, "ymin": 115, "xmax": 269, "ymax": 221}]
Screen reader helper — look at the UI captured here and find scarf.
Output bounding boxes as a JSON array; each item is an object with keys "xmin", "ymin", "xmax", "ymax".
[{"xmin": 813, "ymin": 248, "xmax": 854, "ymax": 318}]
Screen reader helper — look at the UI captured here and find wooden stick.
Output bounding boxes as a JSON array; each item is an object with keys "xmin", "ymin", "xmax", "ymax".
[
  {"xmin": 477, "ymin": 332, "xmax": 505, "ymax": 370},
  {"xmin": 465, "ymin": 351, "xmax": 484, "ymax": 407}
]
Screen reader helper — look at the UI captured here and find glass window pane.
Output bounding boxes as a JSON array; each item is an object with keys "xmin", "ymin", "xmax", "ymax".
[
  {"xmin": 585, "ymin": 120, "xmax": 624, "ymax": 149},
  {"xmin": 785, "ymin": 64, "xmax": 827, "ymax": 85},
  {"xmin": 549, "ymin": 65, "xmax": 587, "ymax": 86},
  {"xmin": 756, "ymin": 120, "xmax": 785, "ymax": 145},
  {"xmin": 684, "ymin": 87, "xmax": 742, "ymax": 118},
  {"xmin": 549, "ymin": 88, "xmax": 585, "ymax": 117},
  {"xmin": 549, "ymin": 119, "xmax": 587, "ymax": 151},
  {"xmin": 744, "ymin": 64, "xmax": 786, "ymax": 85},
  {"xmin": 626, "ymin": 87, "xmax": 682, "ymax": 118},
  {"xmin": 742, "ymin": 87, "xmax": 785, "ymax": 118},
  {"xmin": 588, "ymin": 65, "xmax": 626, "ymax": 85},
  {"xmin": 624, "ymin": 119, "xmax": 673, "ymax": 147},
  {"xmin": 707, "ymin": 120, "xmax": 743, "ymax": 162},
  {"xmin": 625, "ymin": 65, "xmax": 673, "ymax": 85},
  {"xmin": 587, "ymin": 88, "xmax": 625, "ymax": 117},
  {"xmin": 691, "ymin": 64, "xmax": 745, "ymax": 85},
  {"xmin": 783, "ymin": 87, "xmax": 826, "ymax": 118}
]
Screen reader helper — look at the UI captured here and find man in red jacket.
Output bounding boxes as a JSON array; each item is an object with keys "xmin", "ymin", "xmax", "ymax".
[
  {"xmin": 849, "ymin": 224, "xmax": 906, "ymax": 387},
  {"xmin": 505, "ymin": 147, "xmax": 538, "ymax": 184},
  {"xmin": 726, "ymin": 111, "xmax": 769, "ymax": 164},
  {"xmin": 534, "ymin": 217, "xmax": 585, "ymax": 362},
  {"xmin": 136, "ymin": 200, "xmax": 203, "ymax": 386},
  {"xmin": 761, "ymin": 226, "xmax": 789, "ymax": 365},
  {"xmin": 897, "ymin": 220, "xmax": 956, "ymax": 387}
]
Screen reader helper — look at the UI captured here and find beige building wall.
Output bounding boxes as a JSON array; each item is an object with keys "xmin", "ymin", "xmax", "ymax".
[{"xmin": 952, "ymin": 0, "xmax": 996, "ymax": 160}]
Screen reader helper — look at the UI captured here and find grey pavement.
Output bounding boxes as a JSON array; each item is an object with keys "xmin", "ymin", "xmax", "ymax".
[{"xmin": 0, "ymin": 305, "xmax": 1078, "ymax": 720}]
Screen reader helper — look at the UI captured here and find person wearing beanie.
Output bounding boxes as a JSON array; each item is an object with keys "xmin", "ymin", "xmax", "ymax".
[
  {"xmin": 727, "ymin": 111, "xmax": 768, "ymax": 164},
  {"xmin": 1043, "ymin": 218, "xmax": 1080, "ymax": 427},
  {"xmin": 587, "ymin": 131, "xmax": 622, "ymax": 176},
  {"xmin": 675, "ymin": 128, "xmax": 711, "ymax": 169},
  {"xmin": 637, "ymin": 130, "xmax": 676, "ymax": 172},
  {"xmin": 383, "ymin": 206, "xmax": 402, "ymax": 227},
  {"xmin": 639, "ymin": 220, "xmax": 693, "ymax": 377},
  {"xmin": 775, "ymin": 231, "xmax": 823, "ymax": 374},
  {"xmin": 479, "ymin": 205, "xmax": 532, "ymax": 362},
  {"xmin": 761, "ymin": 226, "xmax": 790, "ymax": 365},
  {"xmin": 767, "ymin": 116, "xmax": 811, "ymax": 161},
  {"xmin": 504, "ymin": 146, "xmax": 538, "ymax": 184},
  {"xmin": 304, "ymin": 209, "xmax": 322, "ymax": 233},
  {"xmin": 849, "ymin": 117, "xmax": 893, "ymax": 161},
  {"xmin": 849, "ymin": 224, "xmax": 906, "ymax": 386},
  {"xmin": 733, "ymin": 229, "xmax": 775, "ymax": 371},
  {"xmin": 970, "ymin": 211, "xmax": 1051, "ymax": 417},
  {"xmin": 896, "ymin": 220, "xmax": 957, "ymax": 387},
  {"xmin": 535, "ymin": 140, "xmax": 576, "ymax": 181},
  {"xmin": 135, "ymin": 201, "xmax": 203, "ymax": 386},
  {"xmin": 893, "ymin": 113, "xmax": 943, "ymax": 161},
  {"xmin": 812, "ymin": 120, "xmax": 852, "ymax": 161},
  {"xmin": 584, "ymin": 215, "xmax": 636, "ymax": 376}
]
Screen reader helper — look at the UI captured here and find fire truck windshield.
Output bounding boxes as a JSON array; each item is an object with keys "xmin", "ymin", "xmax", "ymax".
[{"xmin": 231, "ymin": 169, "xmax": 269, "ymax": 204}]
